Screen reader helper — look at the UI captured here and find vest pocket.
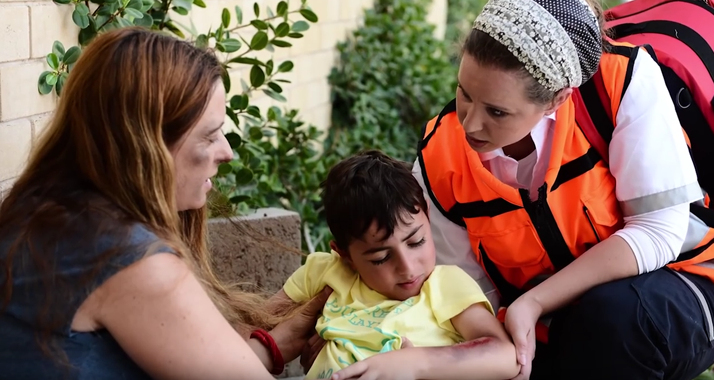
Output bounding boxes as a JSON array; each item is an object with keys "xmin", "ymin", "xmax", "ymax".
[
  {"xmin": 581, "ymin": 176, "xmax": 620, "ymax": 223},
  {"xmin": 468, "ymin": 225, "xmax": 547, "ymax": 268}
]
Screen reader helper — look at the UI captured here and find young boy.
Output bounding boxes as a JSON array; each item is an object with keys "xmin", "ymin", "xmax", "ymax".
[{"xmin": 277, "ymin": 150, "xmax": 519, "ymax": 380}]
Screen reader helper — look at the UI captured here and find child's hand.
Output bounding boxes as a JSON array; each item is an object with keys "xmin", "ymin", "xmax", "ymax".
[{"xmin": 330, "ymin": 349, "xmax": 418, "ymax": 380}]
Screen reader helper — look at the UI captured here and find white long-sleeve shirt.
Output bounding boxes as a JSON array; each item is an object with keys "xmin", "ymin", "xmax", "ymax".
[{"xmin": 413, "ymin": 50, "xmax": 705, "ymax": 311}]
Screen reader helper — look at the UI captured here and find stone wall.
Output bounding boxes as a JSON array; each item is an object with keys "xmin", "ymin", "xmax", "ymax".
[{"xmin": 0, "ymin": 0, "xmax": 447, "ymax": 190}]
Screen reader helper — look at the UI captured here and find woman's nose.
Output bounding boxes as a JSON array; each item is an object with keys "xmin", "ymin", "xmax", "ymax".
[
  {"xmin": 216, "ymin": 134, "xmax": 233, "ymax": 164},
  {"xmin": 462, "ymin": 108, "xmax": 484, "ymax": 134}
]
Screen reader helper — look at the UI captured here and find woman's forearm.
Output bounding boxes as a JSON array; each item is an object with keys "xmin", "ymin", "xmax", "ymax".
[
  {"xmin": 527, "ymin": 235, "xmax": 638, "ymax": 314},
  {"xmin": 411, "ymin": 338, "xmax": 521, "ymax": 380},
  {"xmin": 247, "ymin": 338, "xmax": 274, "ymax": 370}
]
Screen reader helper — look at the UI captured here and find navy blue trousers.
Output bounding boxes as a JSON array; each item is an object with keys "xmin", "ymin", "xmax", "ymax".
[{"xmin": 530, "ymin": 268, "xmax": 714, "ymax": 380}]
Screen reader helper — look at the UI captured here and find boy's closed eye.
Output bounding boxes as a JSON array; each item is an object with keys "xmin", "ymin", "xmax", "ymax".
[{"xmin": 369, "ymin": 237, "xmax": 427, "ymax": 266}]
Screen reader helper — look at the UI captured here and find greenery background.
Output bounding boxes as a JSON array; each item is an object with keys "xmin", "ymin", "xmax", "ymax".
[{"xmin": 35, "ymin": 1, "xmax": 714, "ymax": 376}]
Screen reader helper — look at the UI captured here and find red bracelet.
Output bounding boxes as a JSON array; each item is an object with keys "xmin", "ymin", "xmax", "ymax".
[{"xmin": 250, "ymin": 328, "xmax": 285, "ymax": 375}]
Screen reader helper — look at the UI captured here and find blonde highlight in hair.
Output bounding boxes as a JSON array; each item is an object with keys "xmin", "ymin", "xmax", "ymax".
[{"xmin": 0, "ymin": 27, "xmax": 291, "ymax": 356}]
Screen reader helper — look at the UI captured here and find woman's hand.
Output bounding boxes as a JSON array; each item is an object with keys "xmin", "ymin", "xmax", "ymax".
[
  {"xmin": 504, "ymin": 296, "xmax": 543, "ymax": 380},
  {"xmin": 301, "ymin": 332, "xmax": 327, "ymax": 373},
  {"xmin": 271, "ymin": 287, "xmax": 333, "ymax": 362}
]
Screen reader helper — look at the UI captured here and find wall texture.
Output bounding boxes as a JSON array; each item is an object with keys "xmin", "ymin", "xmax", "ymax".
[{"xmin": 0, "ymin": 0, "xmax": 446, "ymax": 191}]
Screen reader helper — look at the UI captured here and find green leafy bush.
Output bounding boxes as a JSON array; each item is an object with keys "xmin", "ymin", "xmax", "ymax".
[{"xmin": 327, "ymin": 0, "xmax": 458, "ymax": 164}]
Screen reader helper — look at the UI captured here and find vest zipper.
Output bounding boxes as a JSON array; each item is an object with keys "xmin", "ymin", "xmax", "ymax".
[
  {"xmin": 519, "ymin": 185, "xmax": 574, "ymax": 271},
  {"xmin": 583, "ymin": 206, "xmax": 602, "ymax": 242}
]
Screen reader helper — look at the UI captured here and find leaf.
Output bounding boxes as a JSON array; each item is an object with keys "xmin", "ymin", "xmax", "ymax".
[
  {"xmin": 164, "ymin": 21, "xmax": 185, "ymax": 38},
  {"xmin": 250, "ymin": 31, "xmax": 268, "ymax": 50},
  {"xmin": 271, "ymin": 39, "xmax": 291, "ymax": 48},
  {"xmin": 75, "ymin": 2, "xmax": 90, "ymax": 15},
  {"xmin": 229, "ymin": 95, "xmax": 242, "ymax": 109},
  {"xmin": 140, "ymin": 0, "xmax": 154, "ymax": 12},
  {"xmin": 263, "ymin": 88, "xmax": 286, "ymax": 102},
  {"xmin": 217, "ymin": 38, "xmax": 241, "ymax": 53},
  {"xmin": 172, "ymin": 0, "xmax": 193, "ymax": 10},
  {"xmin": 265, "ymin": 59, "xmax": 274, "ymax": 76},
  {"xmin": 275, "ymin": 22, "xmax": 290, "ymax": 37},
  {"xmin": 235, "ymin": 164, "xmax": 255, "ymax": 187},
  {"xmin": 221, "ymin": 66, "xmax": 231, "ymax": 93},
  {"xmin": 249, "ymin": 126, "xmax": 263, "ymax": 140},
  {"xmin": 54, "ymin": 0, "xmax": 72, "ymax": 4},
  {"xmin": 229, "ymin": 195, "xmax": 251, "ymax": 204},
  {"xmin": 225, "ymin": 132, "xmax": 242, "ymax": 148},
  {"xmin": 253, "ymin": 2, "xmax": 259, "ymax": 17},
  {"xmin": 116, "ymin": 16, "xmax": 133, "ymax": 28},
  {"xmin": 291, "ymin": 21, "xmax": 309, "ymax": 32},
  {"xmin": 218, "ymin": 162, "xmax": 233, "ymax": 175},
  {"xmin": 240, "ymin": 79, "xmax": 250, "ymax": 93},
  {"xmin": 246, "ymin": 105, "xmax": 261, "ymax": 118},
  {"xmin": 37, "ymin": 71, "xmax": 54, "ymax": 95},
  {"xmin": 78, "ymin": 22, "xmax": 97, "ymax": 46},
  {"xmin": 195, "ymin": 34, "xmax": 209, "ymax": 49},
  {"xmin": 277, "ymin": 60, "xmax": 294, "ymax": 72},
  {"xmin": 46, "ymin": 53, "xmax": 60, "ymax": 70},
  {"xmin": 55, "ymin": 72, "xmax": 69, "ymax": 96},
  {"xmin": 221, "ymin": 8, "xmax": 230, "ymax": 28},
  {"xmin": 134, "ymin": 13, "xmax": 153, "ymax": 27},
  {"xmin": 46, "ymin": 72, "xmax": 59, "ymax": 86},
  {"xmin": 62, "ymin": 46, "xmax": 81, "ymax": 65},
  {"xmin": 193, "ymin": 0, "xmax": 207, "ymax": 8},
  {"xmin": 238, "ymin": 94, "xmax": 249, "ymax": 110},
  {"xmin": 287, "ymin": 32, "xmax": 303, "ymax": 38},
  {"xmin": 172, "ymin": 6, "xmax": 189, "ymax": 16},
  {"xmin": 228, "ymin": 56, "xmax": 263, "ymax": 66},
  {"xmin": 276, "ymin": 1, "xmax": 288, "ymax": 17},
  {"xmin": 249, "ymin": 65, "xmax": 265, "ymax": 88},
  {"xmin": 127, "ymin": 0, "xmax": 143, "ymax": 10},
  {"xmin": 72, "ymin": 8, "xmax": 90, "ymax": 29},
  {"xmin": 267, "ymin": 82, "xmax": 283, "ymax": 93},
  {"xmin": 250, "ymin": 20, "xmax": 268, "ymax": 30},
  {"xmin": 124, "ymin": 8, "xmax": 144, "ymax": 19},
  {"xmin": 235, "ymin": 6, "xmax": 243, "ymax": 24},
  {"xmin": 299, "ymin": 9, "xmax": 318, "ymax": 22},
  {"xmin": 52, "ymin": 41, "xmax": 65, "ymax": 58}
]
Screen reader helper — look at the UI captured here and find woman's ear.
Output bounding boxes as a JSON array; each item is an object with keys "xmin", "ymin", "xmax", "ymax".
[{"xmin": 544, "ymin": 88, "xmax": 574, "ymax": 115}]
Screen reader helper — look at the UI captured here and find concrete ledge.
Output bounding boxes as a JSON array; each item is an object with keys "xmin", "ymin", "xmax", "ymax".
[
  {"xmin": 208, "ymin": 208, "xmax": 303, "ymax": 294},
  {"xmin": 208, "ymin": 208, "xmax": 305, "ymax": 378}
]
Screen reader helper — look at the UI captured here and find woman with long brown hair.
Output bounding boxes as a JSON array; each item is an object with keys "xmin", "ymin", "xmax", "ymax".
[{"xmin": 0, "ymin": 27, "xmax": 328, "ymax": 379}]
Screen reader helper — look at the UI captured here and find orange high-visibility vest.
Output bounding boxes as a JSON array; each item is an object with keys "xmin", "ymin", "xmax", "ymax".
[{"xmin": 418, "ymin": 45, "xmax": 714, "ymax": 336}]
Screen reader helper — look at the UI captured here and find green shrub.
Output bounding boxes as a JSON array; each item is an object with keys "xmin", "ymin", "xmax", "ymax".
[{"xmin": 327, "ymin": 0, "xmax": 458, "ymax": 165}]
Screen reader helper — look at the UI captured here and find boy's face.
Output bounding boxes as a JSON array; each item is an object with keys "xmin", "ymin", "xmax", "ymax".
[{"xmin": 333, "ymin": 209, "xmax": 436, "ymax": 301}]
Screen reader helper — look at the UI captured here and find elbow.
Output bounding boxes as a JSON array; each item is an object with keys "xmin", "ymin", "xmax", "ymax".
[
  {"xmin": 617, "ymin": 204, "xmax": 690, "ymax": 274},
  {"xmin": 493, "ymin": 339, "xmax": 521, "ymax": 379}
]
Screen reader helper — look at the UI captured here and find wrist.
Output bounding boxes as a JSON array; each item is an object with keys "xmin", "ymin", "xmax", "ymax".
[
  {"xmin": 248, "ymin": 337, "xmax": 274, "ymax": 369},
  {"xmin": 250, "ymin": 328, "xmax": 285, "ymax": 375},
  {"xmin": 517, "ymin": 292, "xmax": 545, "ymax": 317},
  {"xmin": 401, "ymin": 348, "xmax": 429, "ymax": 379},
  {"xmin": 267, "ymin": 325, "xmax": 290, "ymax": 360}
]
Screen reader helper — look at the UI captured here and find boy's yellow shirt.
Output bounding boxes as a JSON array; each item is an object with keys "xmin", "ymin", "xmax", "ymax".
[{"xmin": 283, "ymin": 251, "xmax": 493, "ymax": 379}]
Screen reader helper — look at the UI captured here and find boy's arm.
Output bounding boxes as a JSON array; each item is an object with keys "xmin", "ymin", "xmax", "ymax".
[
  {"xmin": 331, "ymin": 265, "xmax": 520, "ymax": 380},
  {"xmin": 330, "ymin": 302, "xmax": 520, "ymax": 380},
  {"xmin": 412, "ymin": 303, "xmax": 520, "ymax": 380}
]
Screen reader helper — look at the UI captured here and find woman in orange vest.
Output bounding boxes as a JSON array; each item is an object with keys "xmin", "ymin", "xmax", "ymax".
[{"xmin": 414, "ymin": 0, "xmax": 714, "ymax": 379}]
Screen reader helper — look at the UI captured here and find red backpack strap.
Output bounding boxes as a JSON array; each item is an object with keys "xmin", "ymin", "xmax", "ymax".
[
  {"xmin": 572, "ymin": 44, "xmax": 656, "ymax": 165},
  {"xmin": 572, "ymin": 69, "xmax": 613, "ymax": 165}
]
